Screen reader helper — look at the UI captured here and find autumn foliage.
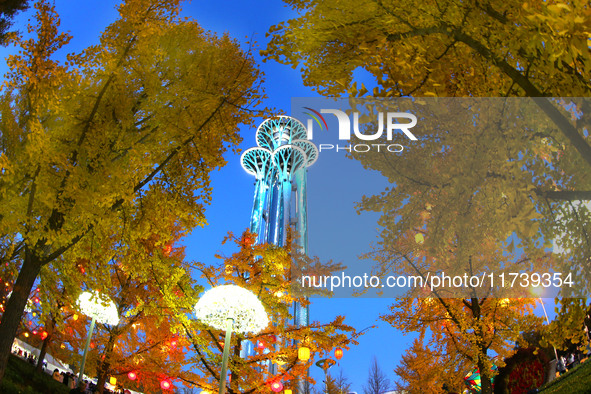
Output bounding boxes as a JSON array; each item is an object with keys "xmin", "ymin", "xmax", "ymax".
[
  {"xmin": 0, "ymin": 0, "xmax": 264, "ymax": 381},
  {"xmin": 185, "ymin": 231, "xmax": 358, "ymax": 394}
]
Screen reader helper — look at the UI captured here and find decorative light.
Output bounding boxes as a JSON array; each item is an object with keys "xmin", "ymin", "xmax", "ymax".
[
  {"xmin": 270, "ymin": 380, "xmax": 283, "ymax": 393},
  {"xmin": 60, "ymin": 343, "xmax": 66, "ymax": 349},
  {"xmin": 194, "ymin": 285, "xmax": 267, "ymax": 394},
  {"xmin": 109, "ymin": 377, "xmax": 117, "ymax": 385},
  {"xmin": 23, "ymin": 332, "xmax": 29, "ymax": 337},
  {"xmin": 334, "ymin": 348, "xmax": 343, "ymax": 360},
  {"xmin": 77, "ymin": 291, "xmax": 119, "ymax": 326},
  {"xmin": 73, "ymin": 314, "xmax": 79, "ymax": 321},
  {"xmin": 41, "ymin": 331, "xmax": 48, "ymax": 340},
  {"xmin": 160, "ymin": 379, "xmax": 172, "ymax": 390},
  {"xmin": 127, "ymin": 371, "xmax": 137, "ymax": 381},
  {"xmin": 284, "ymin": 390, "xmax": 293, "ymax": 394},
  {"xmin": 163, "ymin": 244, "xmax": 173, "ymax": 256},
  {"xmin": 194, "ymin": 285, "xmax": 268, "ymax": 334},
  {"xmin": 76, "ymin": 291, "xmax": 119, "ymax": 386},
  {"xmin": 257, "ymin": 341, "xmax": 266, "ymax": 350},
  {"xmin": 275, "ymin": 355, "xmax": 287, "ymax": 366},
  {"xmin": 201, "ymin": 391, "xmax": 212, "ymax": 394},
  {"xmin": 298, "ymin": 346, "xmax": 310, "ymax": 361}
]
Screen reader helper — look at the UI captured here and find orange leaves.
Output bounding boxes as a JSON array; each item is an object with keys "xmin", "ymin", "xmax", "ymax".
[{"xmin": 187, "ymin": 230, "xmax": 359, "ymax": 392}]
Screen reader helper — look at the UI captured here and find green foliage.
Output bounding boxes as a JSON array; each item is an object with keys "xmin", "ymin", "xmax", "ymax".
[
  {"xmin": 0, "ymin": 355, "xmax": 69, "ymax": 394},
  {"xmin": 540, "ymin": 358, "xmax": 591, "ymax": 394}
]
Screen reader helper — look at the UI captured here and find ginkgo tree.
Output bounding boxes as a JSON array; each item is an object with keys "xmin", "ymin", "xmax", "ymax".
[
  {"xmin": 0, "ymin": 0, "xmax": 265, "ymax": 381},
  {"xmin": 70, "ymin": 236, "xmax": 196, "ymax": 393},
  {"xmin": 265, "ymin": 2, "xmax": 591, "ymax": 385},
  {"xmin": 179, "ymin": 231, "xmax": 359, "ymax": 394},
  {"xmin": 263, "ymin": 0, "xmax": 591, "ymax": 275}
]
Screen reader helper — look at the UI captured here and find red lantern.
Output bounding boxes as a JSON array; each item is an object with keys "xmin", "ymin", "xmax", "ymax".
[
  {"xmin": 163, "ymin": 245, "xmax": 173, "ymax": 256},
  {"xmin": 41, "ymin": 331, "xmax": 48, "ymax": 340},
  {"xmin": 270, "ymin": 380, "xmax": 283, "ymax": 393},
  {"xmin": 127, "ymin": 371, "xmax": 137, "ymax": 381},
  {"xmin": 170, "ymin": 339, "xmax": 177, "ymax": 349},
  {"xmin": 269, "ymin": 335, "xmax": 277, "ymax": 343},
  {"xmin": 160, "ymin": 379, "xmax": 172, "ymax": 390},
  {"xmin": 257, "ymin": 341, "xmax": 265, "ymax": 350},
  {"xmin": 335, "ymin": 347, "xmax": 343, "ymax": 360}
]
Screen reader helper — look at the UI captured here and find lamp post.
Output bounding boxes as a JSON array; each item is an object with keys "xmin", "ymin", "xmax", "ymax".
[
  {"xmin": 194, "ymin": 285, "xmax": 268, "ymax": 394},
  {"xmin": 315, "ymin": 358, "xmax": 336, "ymax": 394},
  {"xmin": 530, "ymin": 287, "xmax": 559, "ymax": 365},
  {"xmin": 76, "ymin": 291, "xmax": 119, "ymax": 385}
]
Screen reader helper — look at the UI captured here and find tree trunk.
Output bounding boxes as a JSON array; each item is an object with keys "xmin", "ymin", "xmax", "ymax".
[
  {"xmin": 35, "ymin": 333, "xmax": 51, "ymax": 374},
  {"xmin": 478, "ymin": 356, "xmax": 493, "ymax": 394},
  {"xmin": 0, "ymin": 250, "xmax": 42, "ymax": 382},
  {"xmin": 36, "ymin": 307, "xmax": 59, "ymax": 374},
  {"xmin": 96, "ymin": 332, "xmax": 117, "ymax": 394}
]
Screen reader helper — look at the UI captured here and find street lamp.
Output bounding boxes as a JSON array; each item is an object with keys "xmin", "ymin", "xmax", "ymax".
[
  {"xmin": 194, "ymin": 285, "xmax": 268, "ymax": 394},
  {"xmin": 76, "ymin": 291, "xmax": 119, "ymax": 385},
  {"xmin": 315, "ymin": 358, "xmax": 336, "ymax": 394},
  {"xmin": 530, "ymin": 287, "xmax": 560, "ymax": 367}
]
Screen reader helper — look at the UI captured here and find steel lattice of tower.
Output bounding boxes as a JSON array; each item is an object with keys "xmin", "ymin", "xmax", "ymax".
[{"xmin": 240, "ymin": 116, "xmax": 317, "ymax": 386}]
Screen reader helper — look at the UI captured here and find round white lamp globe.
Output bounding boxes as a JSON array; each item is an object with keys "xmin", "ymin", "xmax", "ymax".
[{"xmin": 194, "ymin": 284, "xmax": 268, "ymax": 334}]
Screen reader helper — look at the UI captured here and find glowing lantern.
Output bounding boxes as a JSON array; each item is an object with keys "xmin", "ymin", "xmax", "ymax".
[
  {"xmin": 41, "ymin": 331, "xmax": 48, "ymax": 340},
  {"xmin": 270, "ymin": 380, "xmax": 283, "ymax": 392},
  {"xmin": 109, "ymin": 377, "xmax": 117, "ymax": 385},
  {"xmin": 163, "ymin": 244, "xmax": 173, "ymax": 256},
  {"xmin": 60, "ymin": 344, "xmax": 66, "ymax": 349},
  {"xmin": 257, "ymin": 341, "xmax": 266, "ymax": 350},
  {"xmin": 160, "ymin": 379, "xmax": 172, "ymax": 390},
  {"xmin": 298, "ymin": 346, "xmax": 310, "ymax": 361},
  {"xmin": 24, "ymin": 332, "xmax": 29, "ymax": 337},
  {"xmin": 201, "ymin": 391, "xmax": 212, "ymax": 394},
  {"xmin": 73, "ymin": 314, "xmax": 79, "ymax": 321},
  {"xmin": 32, "ymin": 330, "xmax": 37, "ymax": 335},
  {"xmin": 285, "ymin": 390, "xmax": 293, "ymax": 394},
  {"xmin": 127, "ymin": 371, "xmax": 137, "ymax": 381},
  {"xmin": 335, "ymin": 347, "xmax": 343, "ymax": 360}
]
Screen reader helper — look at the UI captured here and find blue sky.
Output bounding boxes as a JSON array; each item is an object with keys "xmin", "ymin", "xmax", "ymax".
[{"xmin": 0, "ymin": 1, "xmax": 559, "ymax": 392}]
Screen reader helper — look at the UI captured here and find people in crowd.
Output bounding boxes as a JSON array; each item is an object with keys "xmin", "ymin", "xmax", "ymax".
[
  {"xmin": 69, "ymin": 380, "xmax": 87, "ymax": 394},
  {"xmin": 52, "ymin": 368, "xmax": 61, "ymax": 381}
]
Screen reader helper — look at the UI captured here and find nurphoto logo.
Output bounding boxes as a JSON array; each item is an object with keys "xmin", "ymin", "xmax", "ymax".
[{"xmin": 301, "ymin": 107, "xmax": 418, "ymax": 153}]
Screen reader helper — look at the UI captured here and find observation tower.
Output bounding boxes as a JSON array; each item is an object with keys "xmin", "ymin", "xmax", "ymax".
[{"xmin": 240, "ymin": 116, "xmax": 318, "ymax": 385}]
